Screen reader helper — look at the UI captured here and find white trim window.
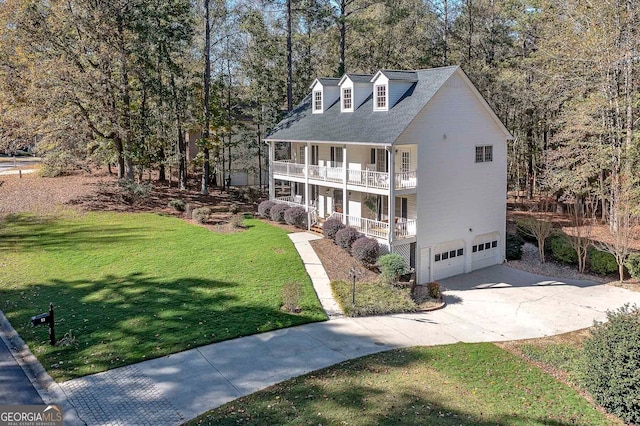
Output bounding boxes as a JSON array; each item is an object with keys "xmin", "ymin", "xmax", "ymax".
[
  {"xmin": 401, "ymin": 150, "xmax": 410, "ymax": 173},
  {"xmin": 313, "ymin": 90, "xmax": 323, "ymax": 113},
  {"xmin": 375, "ymin": 85, "xmax": 387, "ymax": 110},
  {"xmin": 475, "ymin": 145, "xmax": 493, "ymax": 163},
  {"xmin": 342, "ymin": 88, "xmax": 352, "ymax": 111}
]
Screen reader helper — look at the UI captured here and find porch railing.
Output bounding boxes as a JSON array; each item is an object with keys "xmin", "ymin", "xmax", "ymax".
[
  {"xmin": 347, "ymin": 169, "xmax": 390, "ymax": 190},
  {"xmin": 272, "ymin": 197, "xmax": 318, "ymax": 229},
  {"xmin": 308, "ymin": 164, "xmax": 343, "ymax": 183},
  {"xmin": 395, "ymin": 171, "xmax": 417, "ymax": 190},
  {"xmin": 273, "ymin": 161, "xmax": 416, "ymax": 190},
  {"xmin": 329, "ymin": 213, "xmax": 416, "ymax": 239},
  {"xmin": 272, "ymin": 161, "xmax": 305, "ymax": 177}
]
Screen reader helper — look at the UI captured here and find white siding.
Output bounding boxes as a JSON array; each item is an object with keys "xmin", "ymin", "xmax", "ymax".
[
  {"xmin": 389, "ymin": 82, "xmax": 413, "ymax": 108},
  {"xmin": 397, "ymin": 70, "xmax": 507, "ymax": 283},
  {"xmin": 323, "ymin": 86, "xmax": 340, "ymax": 112},
  {"xmin": 354, "ymin": 82, "xmax": 372, "ymax": 110}
]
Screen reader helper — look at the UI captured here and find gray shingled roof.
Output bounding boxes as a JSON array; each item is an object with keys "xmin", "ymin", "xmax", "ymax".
[
  {"xmin": 315, "ymin": 77, "xmax": 339, "ymax": 86},
  {"xmin": 379, "ymin": 70, "xmax": 418, "ymax": 82},
  {"xmin": 346, "ymin": 73, "xmax": 373, "ymax": 83},
  {"xmin": 267, "ymin": 66, "xmax": 459, "ymax": 144}
]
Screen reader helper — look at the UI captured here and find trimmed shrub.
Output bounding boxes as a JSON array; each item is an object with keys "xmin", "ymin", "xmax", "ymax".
[
  {"xmin": 549, "ymin": 234, "xmax": 577, "ymax": 264},
  {"xmin": 192, "ymin": 207, "xmax": 211, "ymax": 224},
  {"xmin": 588, "ymin": 247, "xmax": 618, "ymax": 275},
  {"xmin": 351, "ymin": 236, "xmax": 380, "ymax": 267},
  {"xmin": 284, "ymin": 207, "xmax": 307, "ymax": 229},
  {"xmin": 378, "ymin": 253, "xmax": 407, "ymax": 283},
  {"xmin": 168, "ymin": 198, "xmax": 186, "ymax": 212},
  {"xmin": 322, "ymin": 218, "xmax": 345, "ymax": 241},
  {"xmin": 229, "ymin": 203, "xmax": 240, "ymax": 214},
  {"xmin": 506, "ymin": 233, "xmax": 524, "ymax": 260},
  {"xmin": 625, "ymin": 252, "xmax": 640, "ymax": 279},
  {"xmin": 229, "ymin": 213, "xmax": 246, "ymax": 229},
  {"xmin": 258, "ymin": 200, "xmax": 275, "ymax": 218},
  {"xmin": 579, "ymin": 305, "xmax": 640, "ymax": 424},
  {"xmin": 119, "ymin": 180, "xmax": 153, "ymax": 205},
  {"xmin": 427, "ymin": 282, "xmax": 441, "ymax": 299},
  {"xmin": 270, "ymin": 203, "xmax": 288, "ymax": 223},
  {"xmin": 335, "ymin": 226, "xmax": 361, "ymax": 251}
]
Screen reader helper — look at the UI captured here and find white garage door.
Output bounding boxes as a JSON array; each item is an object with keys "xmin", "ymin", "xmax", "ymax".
[
  {"xmin": 433, "ymin": 241, "xmax": 466, "ymax": 281},
  {"xmin": 472, "ymin": 232, "xmax": 500, "ymax": 271}
]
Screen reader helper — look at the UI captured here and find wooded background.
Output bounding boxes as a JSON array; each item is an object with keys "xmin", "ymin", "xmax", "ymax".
[{"xmin": 1, "ymin": 0, "xmax": 638, "ymax": 224}]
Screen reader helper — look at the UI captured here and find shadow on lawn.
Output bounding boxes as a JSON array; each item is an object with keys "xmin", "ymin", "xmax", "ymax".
[
  {"xmin": 0, "ymin": 213, "xmax": 145, "ymax": 252},
  {"xmin": 197, "ymin": 350, "xmax": 600, "ymax": 426},
  {"xmin": 2, "ymin": 272, "xmax": 322, "ymax": 382}
]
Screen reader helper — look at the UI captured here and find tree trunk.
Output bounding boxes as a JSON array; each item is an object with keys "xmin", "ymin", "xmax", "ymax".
[
  {"xmin": 201, "ymin": 0, "xmax": 211, "ymax": 195},
  {"xmin": 117, "ymin": 14, "xmax": 133, "ymax": 181},
  {"xmin": 286, "ymin": 0, "xmax": 293, "ymax": 111},
  {"xmin": 338, "ymin": 0, "xmax": 346, "ymax": 76},
  {"xmin": 115, "ymin": 137, "xmax": 125, "ymax": 179}
]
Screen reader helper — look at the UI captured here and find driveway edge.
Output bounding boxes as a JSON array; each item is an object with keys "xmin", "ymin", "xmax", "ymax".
[{"xmin": 0, "ymin": 310, "xmax": 85, "ymax": 425}]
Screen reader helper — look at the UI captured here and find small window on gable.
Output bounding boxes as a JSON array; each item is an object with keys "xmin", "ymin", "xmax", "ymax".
[
  {"xmin": 475, "ymin": 145, "xmax": 493, "ymax": 163},
  {"xmin": 375, "ymin": 85, "xmax": 387, "ymax": 110},
  {"xmin": 342, "ymin": 88, "xmax": 352, "ymax": 111},
  {"xmin": 313, "ymin": 90, "xmax": 322, "ymax": 112}
]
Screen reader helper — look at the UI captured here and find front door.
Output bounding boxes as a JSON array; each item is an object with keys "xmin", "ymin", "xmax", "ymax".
[
  {"xmin": 334, "ymin": 189, "xmax": 343, "ymax": 213},
  {"xmin": 420, "ymin": 247, "xmax": 432, "ymax": 284}
]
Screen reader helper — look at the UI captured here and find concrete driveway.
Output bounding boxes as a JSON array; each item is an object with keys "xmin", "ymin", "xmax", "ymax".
[{"xmin": 51, "ymin": 262, "xmax": 640, "ymax": 425}]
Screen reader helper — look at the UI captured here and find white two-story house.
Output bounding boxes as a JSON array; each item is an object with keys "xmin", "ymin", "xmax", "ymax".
[{"xmin": 265, "ymin": 66, "xmax": 512, "ymax": 283}]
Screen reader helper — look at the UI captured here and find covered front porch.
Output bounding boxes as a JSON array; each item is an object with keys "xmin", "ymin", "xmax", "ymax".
[{"xmin": 274, "ymin": 183, "xmax": 417, "ymax": 241}]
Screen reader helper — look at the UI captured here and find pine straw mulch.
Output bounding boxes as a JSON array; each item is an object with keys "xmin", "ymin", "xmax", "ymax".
[
  {"xmin": 0, "ymin": 167, "xmax": 259, "ymax": 232},
  {"xmin": 309, "ymin": 237, "xmax": 380, "ymax": 283}
]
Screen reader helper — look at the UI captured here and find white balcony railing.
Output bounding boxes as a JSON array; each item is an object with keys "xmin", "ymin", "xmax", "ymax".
[
  {"xmin": 308, "ymin": 164, "xmax": 344, "ymax": 183},
  {"xmin": 272, "ymin": 161, "xmax": 416, "ymax": 190},
  {"xmin": 272, "ymin": 161, "xmax": 305, "ymax": 177},
  {"xmin": 395, "ymin": 171, "xmax": 417, "ymax": 190},
  {"xmin": 329, "ymin": 213, "xmax": 416, "ymax": 239}
]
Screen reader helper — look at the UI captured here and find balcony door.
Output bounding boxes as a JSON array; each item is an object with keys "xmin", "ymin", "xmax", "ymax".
[
  {"xmin": 370, "ymin": 148, "xmax": 389, "ymax": 172},
  {"xmin": 311, "ymin": 145, "xmax": 318, "ymax": 166},
  {"xmin": 330, "ymin": 146, "xmax": 343, "ymax": 167}
]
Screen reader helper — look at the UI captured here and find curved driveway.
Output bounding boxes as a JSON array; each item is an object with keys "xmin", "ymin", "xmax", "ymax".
[{"xmin": 50, "ymin": 233, "xmax": 640, "ymax": 425}]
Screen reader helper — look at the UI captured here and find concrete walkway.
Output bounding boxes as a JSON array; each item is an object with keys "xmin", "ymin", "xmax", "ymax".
[{"xmin": 14, "ymin": 233, "xmax": 640, "ymax": 425}]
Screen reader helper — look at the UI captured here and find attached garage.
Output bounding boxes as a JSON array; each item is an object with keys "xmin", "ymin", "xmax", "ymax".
[
  {"xmin": 432, "ymin": 240, "xmax": 466, "ymax": 281},
  {"xmin": 471, "ymin": 232, "xmax": 501, "ymax": 271}
]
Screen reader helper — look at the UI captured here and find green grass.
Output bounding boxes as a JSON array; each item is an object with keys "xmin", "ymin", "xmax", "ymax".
[
  {"xmin": 516, "ymin": 343, "xmax": 584, "ymax": 384},
  {"xmin": 0, "ymin": 212, "xmax": 326, "ymax": 381},
  {"xmin": 331, "ymin": 280, "xmax": 416, "ymax": 316},
  {"xmin": 186, "ymin": 343, "xmax": 612, "ymax": 425}
]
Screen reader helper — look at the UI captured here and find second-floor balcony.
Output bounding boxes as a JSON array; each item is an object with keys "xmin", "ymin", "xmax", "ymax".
[{"xmin": 272, "ymin": 160, "xmax": 417, "ymax": 191}]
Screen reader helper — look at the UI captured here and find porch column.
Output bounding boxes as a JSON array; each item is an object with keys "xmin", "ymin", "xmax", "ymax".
[
  {"xmin": 304, "ymin": 143, "xmax": 310, "ymax": 209},
  {"xmin": 342, "ymin": 145, "xmax": 348, "ymax": 224},
  {"xmin": 387, "ymin": 145, "xmax": 395, "ymax": 246},
  {"xmin": 268, "ymin": 141, "xmax": 275, "ymax": 200}
]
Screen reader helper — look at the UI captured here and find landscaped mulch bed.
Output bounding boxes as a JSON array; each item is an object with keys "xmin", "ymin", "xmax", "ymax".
[
  {"xmin": 309, "ymin": 237, "xmax": 379, "ymax": 283},
  {"xmin": 0, "ymin": 168, "xmax": 258, "ymax": 228}
]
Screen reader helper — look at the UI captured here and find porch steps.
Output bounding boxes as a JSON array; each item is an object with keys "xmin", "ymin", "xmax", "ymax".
[{"xmin": 309, "ymin": 224, "xmax": 323, "ymax": 235}]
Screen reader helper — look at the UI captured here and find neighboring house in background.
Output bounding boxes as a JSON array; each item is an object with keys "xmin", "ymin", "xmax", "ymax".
[{"xmin": 265, "ymin": 66, "xmax": 512, "ymax": 283}]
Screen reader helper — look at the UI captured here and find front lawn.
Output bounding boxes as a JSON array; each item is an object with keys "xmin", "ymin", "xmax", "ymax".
[
  {"xmin": 0, "ymin": 212, "xmax": 326, "ymax": 381},
  {"xmin": 187, "ymin": 343, "xmax": 613, "ymax": 425}
]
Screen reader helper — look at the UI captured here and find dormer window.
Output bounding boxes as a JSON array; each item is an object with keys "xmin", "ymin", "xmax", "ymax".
[
  {"xmin": 342, "ymin": 88, "xmax": 352, "ymax": 111},
  {"xmin": 375, "ymin": 85, "xmax": 387, "ymax": 110},
  {"xmin": 313, "ymin": 90, "xmax": 323, "ymax": 112}
]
